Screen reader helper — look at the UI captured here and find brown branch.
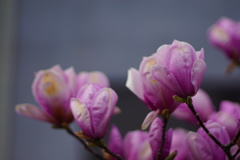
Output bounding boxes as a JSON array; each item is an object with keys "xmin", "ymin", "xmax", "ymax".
[
  {"xmin": 157, "ymin": 114, "xmax": 169, "ymax": 160},
  {"xmin": 233, "ymin": 148, "xmax": 240, "ymax": 160},
  {"xmin": 185, "ymin": 97, "xmax": 233, "ymax": 160},
  {"xmin": 58, "ymin": 124, "xmax": 105, "ymax": 160},
  {"xmin": 98, "ymin": 141, "xmax": 122, "ymax": 160}
]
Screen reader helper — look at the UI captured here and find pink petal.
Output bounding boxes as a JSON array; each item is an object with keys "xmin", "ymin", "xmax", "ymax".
[
  {"xmin": 170, "ymin": 128, "xmax": 190, "ymax": 160},
  {"xmin": 90, "ymin": 88, "xmax": 118, "ymax": 138},
  {"xmin": 64, "ymin": 67, "xmax": 78, "ymax": 97},
  {"xmin": 70, "ymin": 98, "xmax": 94, "ymax": 137},
  {"xmin": 50, "ymin": 65, "xmax": 64, "ymax": 74},
  {"xmin": 137, "ymin": 141, "xmax": 153, "ymax": 160},
  {"xmin": 78, "ymin": 71, "xmax": 110, "ymax": 88},
  {"xmin": 196, "ymin": 48, "xmax": 205, "ymax": 60},
  {"xmin": 148, "ymin": 117, "xmax": 163, "ymax": 158},
  {"xmin": 88, "ymin": 71, "xmax": 110, "ymax": 87},
  {"xmin": 108, "ymin": 125, "xmax": 123, "ymax": 159},
  {"xmin": 126, "ymin": 68, "xmax": 144, "ymax": 101},
  {"xmin": 15, "ymin": 103, "xmax": 57, "ymax": 124},
  {"xmin": 219, "ymin": 100, "xmax": 240, "ymax": 121},
  {"xmin": 76, "ymin": 84, "xmax": 102, "ymax": 106},
  {"xmin": 186, "ymin": 132, "xmax": 213, "ymax": 160},
  {"xmin": 155, "ymin": 44, "xmax": 170, "ymax": 66},
  {"xmin": 166, "ymin": 42, "xmax": 197, "ymax": 96},
  {"xmin": 141, "ymin": 109, "xmax": 160, "ymax": 130},
  {"xmin": 123, "ymin": 131, "xmax": 148, "ymax": 160},
  {"xmin": 191, "ymin": 59, "xmax": 206, "ymax": 93},
  {"xmin": 152, "ymin": 65, "xmax": 184, "ymax": 97}
]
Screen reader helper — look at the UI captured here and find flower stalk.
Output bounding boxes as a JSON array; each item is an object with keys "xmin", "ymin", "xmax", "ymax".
[
  {"xmin": 157, "ymin": 110, "xmax": 170, "ymax": 160},
  {"xmin": 55, "ymin": 123, "xmax": 105, "ymax": 160},
  {"xmin": 96, "ymin": 140, "xmax": 122, "ymax": 160},
  {"xmin": 185, "ymin": 96, "xmax": 234, "ymax": 160}
]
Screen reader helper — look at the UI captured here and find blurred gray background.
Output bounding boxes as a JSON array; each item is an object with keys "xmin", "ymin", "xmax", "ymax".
[{"xmin": 1, "ymin": 0, "xmax": 240, "ymax": 160}]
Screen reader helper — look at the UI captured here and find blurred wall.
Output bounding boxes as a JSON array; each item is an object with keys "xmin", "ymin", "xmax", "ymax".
[
  {"xmin": 2, "ymin": 1, "xmax": 240, "ymax": 160},
  {"xmin": 0, "ymin": 1, "xmax": 17, "ymax": 160}
]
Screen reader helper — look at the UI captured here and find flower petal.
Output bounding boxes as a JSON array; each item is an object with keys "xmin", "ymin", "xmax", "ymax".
[
  {"xmin": 15, "ymin": 103, "xmax": 57, "ymax": 124},
  {"xmin": 197, "ymin": 121, "xmax": 230, "ymax": 160},
  {"xmin": 76, "ymin": 84, "xmax": 102, "ymax": 106},
  {"xmin": 196, "ymin": 48, "xmax": 205, "ymax": 60},
  {"xmin": 148, "ymin": 117, "xmax": 163, "ymax": 158},
  {"xmin": 70, "ymin": 98, "xmax": 93, "ymax": 137},
  {"xmin": 191, "ymin": 59, "xmax": 206, "ymax": 94},
  {"xmin": 186, "ymin": 132, "xmax": 213, "ymax": 160},
  {"xmin": 166, "ymin": 41, "xmax": 197, "ymax": 95},
  {"xmin": 123, "ymin": 131, "xmax": 148, "ymax": 160},
  {"xmin": 137, "ymin": 141, "xmax": 153, "ymax": 160},
  {"xmin": 90, "ymin": 88, "xmax": 118, "ymax": 138},
  {"xmin": 64, "ymin": 67, "xmax": 78, "ymax": 97},
  {"xmin": 108, "ymin": 125, "xmax": 123, "ymax": 159},
  {"xmin": 78, "ymin": 71, "xmax": 110, "ymax": 88},
  {"xmin": 152, "ymin": 65, "xmax": 184, "ymax": 97},
  {"xmin": 141, "ymin": 109, "xmax": 160, "ymax": 130},
  {"xmin": 126, "ymin": 68, "xmax": 144, "ymax": 101}
]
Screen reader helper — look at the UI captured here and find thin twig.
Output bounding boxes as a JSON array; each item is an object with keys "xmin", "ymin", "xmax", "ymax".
[
  {"xmin": 98, "ymin": 142, "xmax": 122, "ymax": 160},
  {"xmin": 186, "ymin": 97, "xmax": 233, "ymax": 160},
  {"xmin": 61, "ymin": 124, "xmax": 105, "ymax": 160},
  {"xmin": 233, "ymin": 148, "xmax": 240, "ymax": 160},
  {"xmin": 157, "ymin": 116, "xmax": 169, "ymax": 160},
  {"xmin": 226, "ymin": 130, "xmax": 240, "ymax": 148}
]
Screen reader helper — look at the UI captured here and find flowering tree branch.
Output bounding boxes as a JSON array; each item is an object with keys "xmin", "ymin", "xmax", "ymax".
[
  {"xmin": 185, "ymin": 96, "xmax": 234, "ymax": 160},
  {"xmin": 96, "ymin": 140, "xmax": 122, "ymax": 160},
  {"xmin": 55, "ymin": 123, "xmax": 105, "ymax": 160}
]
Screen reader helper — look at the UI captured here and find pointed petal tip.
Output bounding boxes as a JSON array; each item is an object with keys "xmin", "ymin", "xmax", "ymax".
[{"xmin": 15, "ymin": 103, "xmax": 57, "ymax": 124}]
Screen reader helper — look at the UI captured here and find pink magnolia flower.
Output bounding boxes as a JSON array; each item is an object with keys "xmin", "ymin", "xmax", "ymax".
[
  {"xmin": 16, "ymin": 65, "xmax": 77, "ymax": 125},
  {"xmin": 126, "ymin": 53, "xmax": 179, "ymax": 115},
  {"xmin": 208, "ymin": 100, "xmax": 240, "ymax": 139},
  {"xmin": 152, "ymin": 40, "xmax": 206, "ymax": 98},
  {"xmin": 70, "ymin": 84, "xmax": 118, "ymax": 139},
  {"xmin": 172, "ymin": 89, "xmax": 215, "ymax": 124},
  {"xmin": 197, "ymin": 121, "xmax": 230, "ymax": 160},
  {"xmin": 208, "ymin": 17, "xmax": 240, "ymax": 60}
]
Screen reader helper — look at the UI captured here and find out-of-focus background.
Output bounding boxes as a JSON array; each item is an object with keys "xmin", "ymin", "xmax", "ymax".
[{"xmin": 1, "ymin": 1, "xmax": 240, "ymax": 160}]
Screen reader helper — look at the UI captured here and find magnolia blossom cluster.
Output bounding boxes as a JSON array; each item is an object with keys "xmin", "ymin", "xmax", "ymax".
[
  {"xmin": 16, "ymin": 65, "xmax": 118, "ymax": 139},
  {"xmin": 15, "ymin": 17, "xmax": 240, "ymax": 160}
]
